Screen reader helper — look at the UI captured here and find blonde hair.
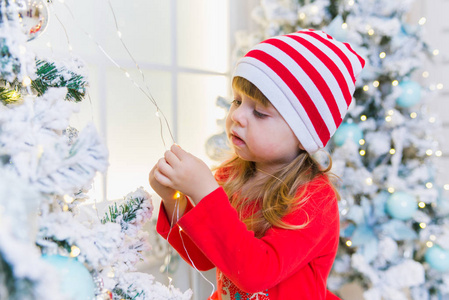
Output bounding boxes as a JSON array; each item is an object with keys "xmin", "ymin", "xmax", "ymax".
[{"xmin": 215, "ymin": 76, "xmax": 339, "ymax": 238}]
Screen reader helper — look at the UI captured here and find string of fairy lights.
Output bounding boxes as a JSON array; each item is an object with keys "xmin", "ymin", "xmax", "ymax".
[
  {"xmin": 12, "ymin": 0, "xmax": 448, "ymax": 291},
  {"xmin": 40, "ymin": 0, "xmax": 217, "ymax": 296}
]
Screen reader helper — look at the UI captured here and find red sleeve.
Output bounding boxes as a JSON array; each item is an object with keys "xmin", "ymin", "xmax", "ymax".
[
  {"xmin": 156, "ymin": 199, "xmax": 215, "ymax": 271},
  {"xmin": 177, "ymin": 181, "xmax": 339, "ymax": 293}
]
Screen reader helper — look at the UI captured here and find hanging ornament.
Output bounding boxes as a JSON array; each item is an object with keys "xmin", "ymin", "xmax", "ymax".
[
  {"xmin": 42, "ymin": 254, "xmax": 95, "ymax": 300},
  {"xmin": 205, "ymin": 132, "xmax": 229, "ymax": 161},
  {"xmin": 386, "ymin": 191, "xmax": 417, "ymax": 220},
  {"xmin": 333, "ymin": 122, "xmax": 363, "ymax": 147},
  {"xmin": 16, "ymin": 0, "xmax": 50, "ymax": 41},
  {"xmin": 425, "ymin": 245, "xmax": 449, "ymax": 272},
  {"xmin": 396, "ymin": 80, "xmax": 422, "ymax": 108}
]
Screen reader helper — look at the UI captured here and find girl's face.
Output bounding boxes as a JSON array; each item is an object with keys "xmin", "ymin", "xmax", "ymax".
[{"xmin": 226, "ymin": 88, "xmax": 302, "ymax": 172}]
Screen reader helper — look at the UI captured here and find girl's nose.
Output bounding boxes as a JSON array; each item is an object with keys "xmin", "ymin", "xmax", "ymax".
[{"xmin": 230, "ymin": 105, "xmax": 247, "ymax": 127}]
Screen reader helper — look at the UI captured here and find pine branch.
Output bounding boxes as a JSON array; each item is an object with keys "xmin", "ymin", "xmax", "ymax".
[
  {"xmin": 101, "ymin": 197, "xmax": 145, "ymax": 229},
  {"xmin": 32, "ymin": 60, "xmax": 88, "ymax": 102},
  {"xmin": 0, "ymin": 86, "xmax": 21, "ymax": 104},
  {"xmin": 113, "ymin": 286, "xmax": 145, "ymax": 300}
]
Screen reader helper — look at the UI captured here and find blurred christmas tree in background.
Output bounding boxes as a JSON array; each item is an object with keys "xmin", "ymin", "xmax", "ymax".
[
  {"xmin": 0, "ymin": 1, "xmax": 190, "ymax": 299},
  {"xmin": 212, "ymin": 0, "xmax": 448, "ymax": 299}
]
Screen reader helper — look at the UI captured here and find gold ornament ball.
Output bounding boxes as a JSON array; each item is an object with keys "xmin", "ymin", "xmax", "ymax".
[{"xmin": 16, "ymin": 0, "xmax": 50, "ymax": 41}]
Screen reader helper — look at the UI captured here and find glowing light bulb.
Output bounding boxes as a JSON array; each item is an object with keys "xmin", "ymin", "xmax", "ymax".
[
  {"xmin": 348, "ymin": 0, "xmax": 355, "ymax": 6},
  {"xmin": 435, "ymin": 150, "xmax": 442, "ymax": 157},
  {"xmin": 388, "ymin": 187, "xmax": 395, "ymax": 193},
  {"xmin": 392, "ymin": 80, "xmax": 399, "ymax": 86},
  {"xmin": 360, "ymin": 115, "xmax": 367, "ymax": 121},
  {"xmin": 363, "ymin": 85, "xmax": 369, "ymax": 91},
  {"xmin": 365, "ymin": 177, "xmax": 373, "ymax": 185},
  {"xmin": 437, "ymin": 83, "xmax": 444, "ymax": 90},
  {"xmin": 346, "ymin": 240, "xmax": 352, "ymax": 247},
  {"xmin": 22, "ymin": 76, "xmax": 32, "ymax": 87},
  {"xmin": 426, "ymin": 182, "xmax": 433, "ymax": 189},
  {"xmin": 418, "ymin": 17, "xmax": 427, "ymax": 25},
  {"xmin": 70, "ymin": 245, "xmax": 81, "ymax": 257},
  {"xmin": 63, "ymin": 204, "xmax": 69, "ymax": 212},
  {"xmin": 426, "ymin": 149, "xmax": 433, "ymax": 156},
  {"xmin": 410, "ymin": 112, "xmax": 417, "ymax": 119},
  {"xmin": 359, "ymin": 139, "xmax": 365, "ymax": 145},
  {"xmin": 342, "ymin": 23, "xmax": 348, "ymax": 29},
  {"xmin": 429, "ymin": 235, "xmax": 436, "ymax": 241},
  {"xmin": 433, "ymin": 49, "xmax": 439, "ymax": 56},
  {"xmin": 419, "ymin": 223, "xmax": 427, "ymax": 229},
  {"xmin": 422, "ymin": 71, "xmax": 429, "ymax": 78},
  {"xmin": 387, "ymin": 110, "xmax": 394, "ymax": 116},
  {"xmin": 385, "ymin": 116, "xmax": 392, "ymax": 122},
  {"xmin": 429, "ymin": 117, "xmax": 436, "ymax": 123},
  {"xmin": 418, "ymin": 202, "xmax": 426, "ymax": 208},
  {"xmin": 444, "ymin": 184, "xmax": 449, "ymax": 190},
  {"xmin": 299, "ymin": 12, "xmax": 306, "ymax": 20},
  {"xmin": 379, "ymin": 52, "xmax": 386, "ymax": 59},
  {"xmin": 64, "ymin": 195, "xmax": 74, "ymax": 203},
  {"xmin": 373, "ymin": 81, "xmax": 380, "ymax": 87},
  {"xmin": 311, "ymin": 5, "xmax": 319, "ymax": 14},
  {"xmin": 368, "ymin": 29, "xmax": 375, "ymax": 36},
  {"xmin": 359, "ymin": 150, "xmax": 366, "ymax": 156},
  {"xmin": 426, "ymin": 241, "xmax": 434, "ymax": 248},
  {"xmin": 389, "ymin": 148, "xmax": 396, "ymax": 155}
]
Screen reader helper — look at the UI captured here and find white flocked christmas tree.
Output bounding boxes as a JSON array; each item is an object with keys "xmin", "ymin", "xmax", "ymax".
[
  {"xmin": 225, "ymin": 0, "xmax": 449, "ymax": 299},
  {"xmin": 0, "ymin": 1, "xmax": 191, "ymax": 299}
]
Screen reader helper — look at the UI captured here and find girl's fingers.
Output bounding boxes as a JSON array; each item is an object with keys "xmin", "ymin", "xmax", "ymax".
[
  {"xmin": 164, "ymin": 149, "xmax": 180, "ymax": 167},
  {"xmin": 156, "ymin": 157, "xmax": 174, "ymax": 178},
  {"xmin": 153, "ymin": 167, "xmax": 173, "ymax": 187},
  {"xmin": 170, "ymin": 143, "xmax": 187, "ymax": 160}
]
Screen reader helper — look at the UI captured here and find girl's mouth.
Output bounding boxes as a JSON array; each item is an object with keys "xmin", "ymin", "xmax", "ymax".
[{"xmin": 231, "ymin": 133, "xmax": 245, "ymax": 146}]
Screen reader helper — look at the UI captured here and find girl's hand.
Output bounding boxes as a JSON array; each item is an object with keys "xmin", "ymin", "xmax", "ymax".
[
  {"xmin": 149, "ymin": 164, "xmax": 187, "ymax": 224},
  {"xmin": 154, "ymin": 144, "xmax": 219, "ymax": 205},
  {"xmin": 149, "ymin": 164, "xmax": 178, "ymax": 202}
]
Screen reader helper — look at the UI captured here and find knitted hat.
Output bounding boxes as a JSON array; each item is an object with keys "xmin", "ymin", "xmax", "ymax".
[{"xmin": 232, "ymin": 29, "xmax": 365, "ymax": 153}]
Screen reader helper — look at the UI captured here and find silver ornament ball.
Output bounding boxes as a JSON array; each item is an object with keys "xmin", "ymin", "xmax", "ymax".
[{"xmin": 16, "ymin": 0, "xmax": 49, "ymax": 41}]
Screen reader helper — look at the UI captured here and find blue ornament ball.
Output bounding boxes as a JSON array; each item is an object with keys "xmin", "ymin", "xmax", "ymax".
[
  {"xmin": 326, "ymin": 15, "xmax": 348, "ymax": 42},
  {"xmin": 386, "ymin": 191, "xmax": 417, "ymax": 220},
  {"xmin": 425, "ymin": 245, "xmax": 449, "ymax": 272},
  {"xmin": 396, "ymin": 80, "xmax": 422, "ymax": 108},
  {"xmin": 333, "ymin": 122, "xmax": 363, "ymax": 147},
  {"xmin": 42, "ymin": 254, "xmax": 95, "ymax": 300}
]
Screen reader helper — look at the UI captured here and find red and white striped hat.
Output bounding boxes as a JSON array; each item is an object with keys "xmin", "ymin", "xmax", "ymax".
[{"xmin": 233, "ymin": 29, "xmax": 365, "ymax": 153}]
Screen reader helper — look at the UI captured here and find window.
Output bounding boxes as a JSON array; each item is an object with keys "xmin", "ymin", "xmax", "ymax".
[{"xmin": 31, "ymin": 0, "xmax": 231, "ymax": 200}]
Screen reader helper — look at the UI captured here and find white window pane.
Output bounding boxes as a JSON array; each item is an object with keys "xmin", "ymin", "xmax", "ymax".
[
  {"xmin": 104, "ymin": 0, "xmax": 172, "ymax": 65},
  {"xmin": 105, "ymin": 69, "xmax": 173, "ymax": 200},
  {"xmin": 29, "ymin": 1, "xmax": 98, "ymax": 56},
  {"xmin": 177, "ymin": 73, "xmax": 229, "ymax": 165},
  {"xmin": 177, "ymin": 0, "xmax": 229, "ymax": 72}
]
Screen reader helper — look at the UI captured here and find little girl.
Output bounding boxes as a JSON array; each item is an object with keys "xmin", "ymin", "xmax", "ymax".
[{"xmin": 149, "ymin": 29, "xmax": 364, "ymax": 300}]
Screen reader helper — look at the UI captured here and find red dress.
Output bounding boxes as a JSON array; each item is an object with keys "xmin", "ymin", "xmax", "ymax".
[{"xmin": 157, "ymin": 173, "xmax": 341, "ymax": 300}]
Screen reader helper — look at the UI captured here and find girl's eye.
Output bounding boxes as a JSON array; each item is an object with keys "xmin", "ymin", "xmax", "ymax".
[
  {"xmin": 231, "ymin": 99, "xmax": 241, "ymax": 106},
  {"xmin": 253, "ymin": 109, "xmax": 268, "ymax": 119}
]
